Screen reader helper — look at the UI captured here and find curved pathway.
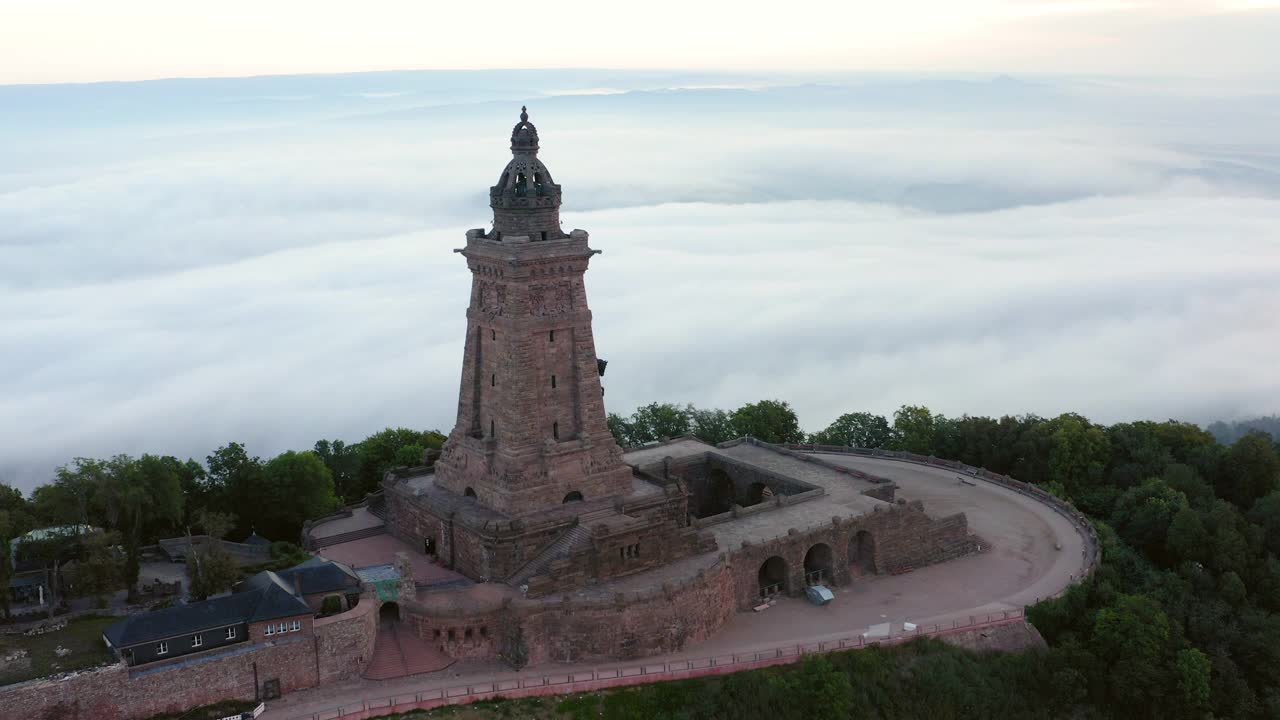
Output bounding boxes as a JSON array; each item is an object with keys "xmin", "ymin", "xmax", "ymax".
[{"xmin": 265, "ymin": 455, "xmax": 1091, "ymax": 719}]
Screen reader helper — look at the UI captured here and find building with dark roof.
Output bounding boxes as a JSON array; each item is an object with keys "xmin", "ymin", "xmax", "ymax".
[
  {"xmin": 103, "ymin": 572, "xmax": 313, "ymax": 667},
  {"xmin": 241, "ymin": 530, "xmax": 272, "ymax": 547},
  {"xmin": 236, "ymin": 557, "xmax": 363, "ymax": 613}
]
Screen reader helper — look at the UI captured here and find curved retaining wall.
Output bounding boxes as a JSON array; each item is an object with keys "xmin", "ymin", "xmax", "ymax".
[
  {"xmin": 315, "ymin": 597, "xmax": 380, "ymax": 683},
  {"xmin": 404, "ymin": 559, "xmax": 736, "ymax": 667},
  {"xmin": 785, "ymin": 444, "xmax": 1102, "ymax": 586}
]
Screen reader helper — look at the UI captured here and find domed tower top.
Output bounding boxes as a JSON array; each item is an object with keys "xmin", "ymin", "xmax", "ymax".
[{"xmin": 489, "ymin": 106, "xmax": 565, "ymax": 241}]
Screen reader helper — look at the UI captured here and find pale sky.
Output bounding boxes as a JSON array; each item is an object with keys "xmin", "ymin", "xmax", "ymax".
[{"xmin": 2, "ymin": 0, "xmax": 1279, "ymax": 84}]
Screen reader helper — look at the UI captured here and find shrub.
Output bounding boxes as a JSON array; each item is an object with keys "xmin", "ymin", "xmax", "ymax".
[{"xmin": 321, "ymin": 595, "xmax": 342, "ymax": 615}]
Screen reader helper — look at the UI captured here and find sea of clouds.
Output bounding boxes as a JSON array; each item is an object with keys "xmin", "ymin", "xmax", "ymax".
[{"xmin": 2, "ymin": 70, "xmax": 1279, "ymax": 492}]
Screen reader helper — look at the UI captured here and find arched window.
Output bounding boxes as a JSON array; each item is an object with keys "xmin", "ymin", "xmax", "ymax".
[
  {"xmin": 464, "ymin": 487, "xmax": 476, "ymax": 499},
  {"xmin": 553, "ymin": 422, "xmax": 559, "ymax": 440},
  {"xmin": 563, "ymin": 491, "xmax": 584, "ymax": 503}
]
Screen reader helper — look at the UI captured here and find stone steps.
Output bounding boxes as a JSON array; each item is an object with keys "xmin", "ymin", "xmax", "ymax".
[
  {"xmin": 507, "ymin": 524, "xmax": 592, "ymax": 587},
  {"xmin": 364, "ymin": 624, "xmax": 454, "ymax": 680},
  {"xmin": 313, "ymin": 524, "xmax": 387, "ymax": 549}
]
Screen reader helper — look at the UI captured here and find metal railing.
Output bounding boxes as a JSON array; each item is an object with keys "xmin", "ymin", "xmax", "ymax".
[{"xmin": 288, "ymin": 610, "xmax": 1026, "ymax": 720}]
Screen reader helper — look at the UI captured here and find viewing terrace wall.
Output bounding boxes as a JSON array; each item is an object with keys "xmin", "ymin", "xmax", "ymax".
[
  {"xmin": 784, "ymin": 444, "xmax": 1102, "ymax": 580},
  {"xmin": 288, "ymin": 609, "xmax": 1030, "ymax": 720}
]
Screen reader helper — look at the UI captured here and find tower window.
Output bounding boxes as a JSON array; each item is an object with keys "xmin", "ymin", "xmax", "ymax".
[
  {"xmin": 491, "ymin": 329, "xmax": 496, "ymax": 340},
  {"xmin": 553, "ymin": 422, "xmax": 559, "ymax": 440},
  {"xmin": 490, "ymin": 420, "xmax": 495, "ymax": 437},
  {"xmin": 551, "ymin": 375, "xmax": 556, "ymax": 388},
  {"xmin": 549, "ymin": 330, "xmax": 555, "ymax": 342},
  {"xmin": 540, "ymin": 231, "xmax": 547, "ymax": 242},
  {"xmin": 491, "ymin": 373, "xmax": 495, "ymax": 387}
]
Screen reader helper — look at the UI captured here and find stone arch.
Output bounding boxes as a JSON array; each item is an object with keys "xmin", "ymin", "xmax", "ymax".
[
  {"xmin": 757, "ymin": 555, "xmax": 789, "ymax": 599},
  {"xmin": 803, "ymin": 543, "xmax": 833, "ymax": 586},
  {"xmin": 563, "ymin": 491, "xmax": 584, "ymax": 503},
  {"xmin": 849, "ymin": 530, "xmax": 876, "ymax": 575},
  {"xmin": 464, "ymin": 487, "xmax": 477, "ymax": 499},
  {"xmin": 747, "ymin": 481, "xmax": 772, "ymax": 506},
  {"xmin": 706, "ymin": 469, "xmax": 734, "ymax": 515},
  {"xmin": 379, "ymin": 601, "xmax": 400, "ymax": 627}
]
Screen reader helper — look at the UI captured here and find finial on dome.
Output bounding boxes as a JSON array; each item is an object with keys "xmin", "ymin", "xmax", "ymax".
[{"xmin": 520, "ymin": 106, "xmax": 528, "ymax": 123}]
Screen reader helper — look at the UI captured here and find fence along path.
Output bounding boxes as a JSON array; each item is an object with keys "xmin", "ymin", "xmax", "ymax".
[{"xmin": 290, "ymin": 610, "xmax": 1026, "ymax": 720}]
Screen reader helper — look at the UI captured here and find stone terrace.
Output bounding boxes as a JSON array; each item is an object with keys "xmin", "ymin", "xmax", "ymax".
[{"xmin": 624, "ymin": 439, "xmax": 893, "ymax": 548}]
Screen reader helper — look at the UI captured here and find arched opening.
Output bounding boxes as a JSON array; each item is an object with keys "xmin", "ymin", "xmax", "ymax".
[
  {"xmin": 464, "ymin": 487, "xmax": 476, "ymax": 499},
  {"xmin": 803, "ymin": 543, "xmax": 833, "ymax": 586},
  {"xmin": 563, "ymin": 491, "xmax": 584, "ymax": 503},
  {"xmin": 747, "ymin": 481, "xmax": 773, "ymax": 506},
  {"xmin": 705, "ymin": 469, "xmax": 734, "ymax": 516},
  {"xmin": 423, "ymin": 536, "xmax": 437, "ymax": 557},
  {"xmin": 379, "ymin": 601, "xmax": 400, "ymax": 628},
  {"xmin": 849, "ymin": 531, "xmax": 876, "ymax": 575},
  {"xmin": 757, "ymin": 555, "xmax": 789, "ymax": 599}
]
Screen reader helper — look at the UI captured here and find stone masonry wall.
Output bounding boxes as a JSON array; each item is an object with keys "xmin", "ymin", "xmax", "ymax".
[
  {"xmin": 726, "ymin": 502, "xmax": 979, "ymax": 610},
  {"xmin": 0, "ymin": 635, "xmax": 317, "ymax": 720},
  {"xmin": 404, "ymin": 560, "xmax": 736, "ymax": 667},
  {"xmin": 315, "ymin": 597, "xmax": 379, "ymax": 683}
]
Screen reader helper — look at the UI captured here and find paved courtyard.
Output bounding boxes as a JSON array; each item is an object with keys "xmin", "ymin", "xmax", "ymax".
[
  {"xmin": 264, "ymin": 454, "xmax": 1090, "ymax": 719},
  {"xmin": 318, "ymin": 533, "xmax": 467, "ymax": 586}
]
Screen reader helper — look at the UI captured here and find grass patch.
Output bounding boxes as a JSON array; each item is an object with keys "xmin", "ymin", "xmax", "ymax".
[
  {"xmin": 0, "ymin": 614, "xmax": 117, "ymax": 685},
  {"xmin": 367, "ymin": 696, "xmax": 561, "ymax": 719}
]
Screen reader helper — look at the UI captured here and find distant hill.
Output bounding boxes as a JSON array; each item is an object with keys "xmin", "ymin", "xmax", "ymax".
[{"xmin": 1206, "ymin": 415, "xmax": 1280, "ymax": 444}]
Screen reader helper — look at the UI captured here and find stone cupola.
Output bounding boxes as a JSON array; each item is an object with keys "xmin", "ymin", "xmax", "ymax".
[{"xmin": 488, "ymin": 107, "xmax": 565, "ymax": 241}]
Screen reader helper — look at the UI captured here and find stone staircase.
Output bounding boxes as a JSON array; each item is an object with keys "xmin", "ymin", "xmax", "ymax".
[
  {"xmin": 507, "ymin": 524, "xmax": 592, "ymax": 587},
  {"xmin": 312, "ymin": 524, "xmax": 387, "ymax": 549},
  {"xmin": 368, "ymin": 494, "xmax": 388, "ymax": 521},
  {"xmin": 364, "ymin": 623, "xmax": 454, "ymax": 681}
]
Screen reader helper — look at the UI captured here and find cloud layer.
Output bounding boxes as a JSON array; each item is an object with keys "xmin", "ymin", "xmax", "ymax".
[{"xmin": 2, "ymin": 72, "xmax": 1279, "ymax": 492}]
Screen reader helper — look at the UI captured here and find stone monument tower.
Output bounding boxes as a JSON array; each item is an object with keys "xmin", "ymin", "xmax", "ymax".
[{"xmin": 432, "ymin": 108, "xmax": 633, "ymax": 516}]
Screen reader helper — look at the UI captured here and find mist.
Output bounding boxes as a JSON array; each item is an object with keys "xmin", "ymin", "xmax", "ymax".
[{"xmin": 3, "ymin": 70, "xmax": 1279, "ymax": 492}]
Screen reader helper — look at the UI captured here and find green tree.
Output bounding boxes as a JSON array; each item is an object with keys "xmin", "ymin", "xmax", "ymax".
[
  {"xmin": 102, "ymin": 454, "xmax": 183, "ymax": 602},
  {"xmin": 1248, "ymin": 490, "xmax": 1280, "ymax": 557},
  {"xmin": 1167, "ymin": 506, "xmax": 1210, "ymax": 565},
  {"xmin": 1219, "ymin": 570, "xmax": 1248, "ymax": 608},
  {"xmin": 892, "ymin": 405, "xmax": 937, "ymax": 454},
  {"xmin": 1047, "ymin": 413, "xmax": 1110, "ymax": 496},
  {"xmin": 730, "ymin": 400, "xmax": 804, "ymax": 444},
  {"xmin": 626, "ymin": 403, "xmax": 693, "ymax": 444},
  {"xmin": 314, "ymin": 439, "xmax": 362, "ymax": 501},
  {"xmin": 186, "ymin": 509, "xmax": 239, "ymax": 601},
  {"xmin": 257, "ymin": 451, "xmax": 338, "ymax": 540},
  {"xmin": 187, "ymin": 540, "xmax": 239, "ymax": 601},
  {"xmin": 207, "ymin": 442, "xmax": 264, "ymax": 529},
  {"xmin": 689, "ymin": 406, "xmax": 736, "ymax": 445},
  {"xmin": 1163, "ymin": 463, "xmax": 1215, "ymax": 510},
  {"xmin": 1091, "ymin": 594, "xmax": 1172, "ymax": 715},
  {"xmin": 64, "ymin": 531, "xmax": 121, "ymax": 605},
  {"xmin": 1111, "ymin": 478, "xmax": 1188, "ymax": 562},
  {"xmin": 606, "ymin": 413, "xmax": 634, "ymax": 447},
  {"xmin": 810, "ymin": 412, "xmax": 894, "ymax": 449},
  {"xmin": 355, "ymin": 428, "xmax": 444, "ymax": 497},
  {"xmin": 393, "ymin": 444, "xmax": 426, "ymax": 468},
  {"xmin": 1174, "ymin": 648, "xmax": 1212, "ymax": 718},
  {"xmin": 1217, "ymin": 431, "xmax": 1280, "ymax": 509}
]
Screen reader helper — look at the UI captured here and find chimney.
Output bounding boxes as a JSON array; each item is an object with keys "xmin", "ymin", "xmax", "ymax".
[{"xmin": 290, "ymin": 571, "xmax": 302, "ymax": 597}]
